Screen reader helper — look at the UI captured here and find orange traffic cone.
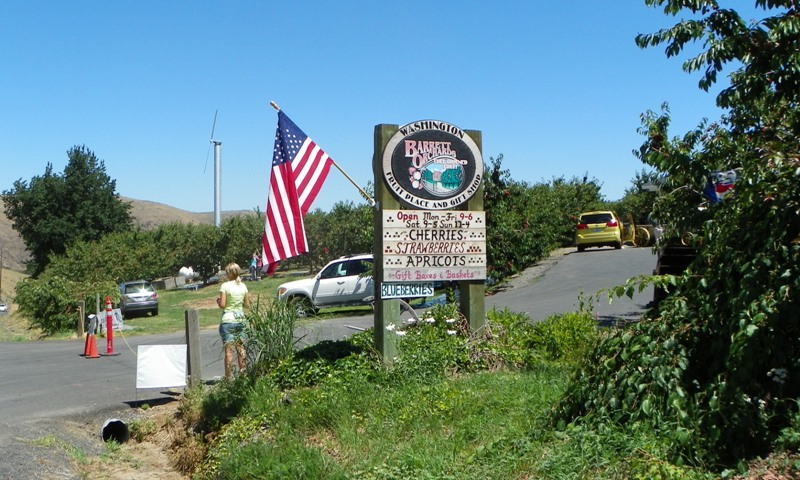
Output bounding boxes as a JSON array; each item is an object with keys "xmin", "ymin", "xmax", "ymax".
[{"xmin": 84, "ymin": 333, "xmax": 100, "ymax": 359}]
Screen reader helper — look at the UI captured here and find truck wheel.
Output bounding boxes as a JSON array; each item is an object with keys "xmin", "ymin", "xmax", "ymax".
[{"xmin": 291, "ymin": 296, "xmax": 316, "ymax": 318}]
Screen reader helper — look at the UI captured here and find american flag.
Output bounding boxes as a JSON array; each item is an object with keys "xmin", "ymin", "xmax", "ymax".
[{"xmin": 262, "ymin": 111, "xmax": 334, "ymax": 265}]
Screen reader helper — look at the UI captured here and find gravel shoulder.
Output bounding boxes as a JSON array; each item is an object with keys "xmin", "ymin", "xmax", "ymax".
[{"xmin": 490, "ymin": 247, "xmax": 572, "ymax": 293}]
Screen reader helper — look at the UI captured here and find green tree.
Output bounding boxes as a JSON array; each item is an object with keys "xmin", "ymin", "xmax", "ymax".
[
  {"xmin": 546, "ymin": 174, "xmax": 605, "ymax": 246},
  {"xmin": 2, "ymin": 145, "xmax": 133, "ymax": 276},
  {"xmin": 47, "ymin": 230, "xmax": 152, "ymax": 284},
  {"xmin": 302, "ymin": 200, "xmax": 373, "ymax": 273},
  {"xmin": 181, "ymin": 223, "xmax": 223, "ymax": 281},
  {"xmin": 150, "ymin": 222, "xmax": 201, "ymax": 276},
  {"xmin": 614, "ymin": 169, "xmax": 661, "ymax": 227},
  {"xmin": 14, "ymin": 275, "xmax": 118, "ymax": 335},
  {"xmin": 556, "ymin": 0, "xmax": 800, "ymax": 466},
  {"xmin": 219, "ymin": 212, "xmax": 264, "ymax": 271}
]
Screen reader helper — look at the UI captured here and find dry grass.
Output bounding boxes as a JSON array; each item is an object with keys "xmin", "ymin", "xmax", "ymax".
[
  {"xmin": 0, "ymin": 268, "xmax": 38, "ymax": 341},
  {"xmin": 74, "ymin": 400, "xmax": 197, "ymax": 480}
]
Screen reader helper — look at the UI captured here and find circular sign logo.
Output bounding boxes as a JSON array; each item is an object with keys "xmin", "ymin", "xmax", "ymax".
[{"xmin": 382, "ymin": 120, "xmax": 483, "ymax": 210}]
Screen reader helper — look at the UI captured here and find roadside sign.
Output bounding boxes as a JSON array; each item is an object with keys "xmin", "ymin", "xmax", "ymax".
[{"xmin": 380, "ymin": 282, "xmax": 434, "ymax": 299}]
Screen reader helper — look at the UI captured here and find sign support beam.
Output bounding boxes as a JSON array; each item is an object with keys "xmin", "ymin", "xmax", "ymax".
[
  {"xmin": 373, "ymin": 124, "xmax": 400, "ymax": 364},
  {"xmin": 459, "ymin": 129, "xmax": 485, "ymax": 331}
]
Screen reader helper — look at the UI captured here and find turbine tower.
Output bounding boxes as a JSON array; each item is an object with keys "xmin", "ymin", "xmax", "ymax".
[
  {"xmin": 212, "ymin": 139, "xmax": 221, "ymax": 227},
  {"xmin": 209, "ymin": 110, "xmax": 222, "ymax": 227}
]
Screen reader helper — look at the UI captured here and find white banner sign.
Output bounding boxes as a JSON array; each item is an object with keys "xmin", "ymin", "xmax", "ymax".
[
  {"xmin": 382, "ymin": 210, "xmax": 486, "ymax": 282},
  {"xmin": 136, "ymin": 345, "xmax": 187, "ymax": 389}
]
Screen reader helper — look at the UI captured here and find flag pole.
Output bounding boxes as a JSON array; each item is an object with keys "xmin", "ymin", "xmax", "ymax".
[{"xmin": 270, "ymin": 101, "xmax": 375, "ymax": 206}]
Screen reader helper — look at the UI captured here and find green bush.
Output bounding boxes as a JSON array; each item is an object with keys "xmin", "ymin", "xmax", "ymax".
[
  {"xmin": 14, "ymin": 275, "xmax": 118, "ymax": 335},
  {"xmin": 481, "ymin": 307, "xmax": 542, "ymax": 370},
  {"xmin": 268, "ymin": 331, "xmax": 383, "ymax": 390},
  {"xmin": 529, "ymin": 311, "xmax": 598, "ymax": 362},
  {"xmin": 200, "ymin": 377, "xmax": 252, "ymax": 432},
  {"xmin": 389, "ymin": 303, "xmax": 471, "ymax": 381}
]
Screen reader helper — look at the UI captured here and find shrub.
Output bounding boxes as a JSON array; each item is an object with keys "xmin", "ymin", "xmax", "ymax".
[
  {"xmin": 14, "ymin": 275, "xmax": 118, "ymax": 335},
  {"xmin": 200, "ymin": 377, "xmax": 251, "ymax": 432},
  {"xmin": 389, "ymin": 303, "xmax": 471, "ymax": 381},
  {"xmin": 481, "ymin": 307, "xmax": 542, "ymax": 370},
  {"xmin": 529, "ymin": 310, "xmax": 598, "ymax": 362},
  {"xmin": 387, "ymin": 303, "xmax": 600, "ymax": 378},
  {"xmin": 268, "ymin": 331, "xmax": 383, "ymax": 390}
]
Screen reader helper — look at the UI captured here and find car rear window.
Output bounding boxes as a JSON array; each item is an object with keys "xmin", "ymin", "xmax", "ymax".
[
  {"xmin": 124, "ymin": 283, "xmax": 154, "ymax": 294},
  {"xmin": 580, "ymin": 213, "xmax": 613, "ymax": 224}
]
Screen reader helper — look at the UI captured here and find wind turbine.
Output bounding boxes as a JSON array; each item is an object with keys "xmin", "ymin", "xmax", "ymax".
[{"xmin": 205, "ymin": 110, "xmax": 222, "ymax": 227}]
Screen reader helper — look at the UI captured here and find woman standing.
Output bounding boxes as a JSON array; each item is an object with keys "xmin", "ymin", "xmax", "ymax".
[
  {"xmin": 216, "ymin": 262, "xmax": 250, "ymax": 379},
  {"xmin": 249, "ymin": 251, "xmax": 259, "ymax": 280}
]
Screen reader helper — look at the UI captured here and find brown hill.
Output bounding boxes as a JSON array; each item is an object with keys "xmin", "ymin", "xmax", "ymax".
[{"xmin": 0, "ymin": 197, "xmax": 253, "ymax": 273}]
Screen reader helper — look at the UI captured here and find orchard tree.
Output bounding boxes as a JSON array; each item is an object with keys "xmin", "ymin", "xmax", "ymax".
[
  {"xmin": 303, "ymin": 200, "xmax": 373, "ymax": 272},
  {"xmin": 546, "ymin": 174, "xmax": 604, "ymax": 245},
  {"xmin": 2, "ymin": 145, "xmax": 133, "ymax": 276},
  {"xmin": 556, "ymin": 0, "xmax": 800, "ymax": 466},
  {"xmin": 219, "ymin": 212, "xmax": 264, "ymax": 270},
  {"xmin": 614, "ymin": 169, "xmax": 661, "ymax": 227}
]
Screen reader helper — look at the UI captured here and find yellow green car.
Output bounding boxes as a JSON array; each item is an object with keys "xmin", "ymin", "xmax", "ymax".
[{"xmin": 575, "ymin": 211, "xmax": 623, "ymax": 252}]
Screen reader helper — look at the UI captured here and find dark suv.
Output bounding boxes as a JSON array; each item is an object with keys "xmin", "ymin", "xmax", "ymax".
[{"xmin": 119, "ymin": 280, "xmax": 159, "ymax": 318}]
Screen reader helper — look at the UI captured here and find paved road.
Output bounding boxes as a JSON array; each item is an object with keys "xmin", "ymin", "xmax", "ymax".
[
  {"xmin": 486, "ymin": 246, "xmax": 656, "ymax": 324},
  {"xmin": 0, "ymin": 246, "xmax": 656, "ymax": 479}
]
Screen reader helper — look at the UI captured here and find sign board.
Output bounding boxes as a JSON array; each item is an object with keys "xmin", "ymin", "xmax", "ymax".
[
  {"xmin": 381, "ymin": 120, "xmax": 483, "ymax": 210},
  {"xmin": 380, "ymin": 282, "xmax": 435, "ymax": 299},
  {"xmin": 136, "ymin": 345, "xmax": 187, "ymax": 389},
  {"xmin": 382, "ymin": 209, "xmax": 486, "ymax": 282}
]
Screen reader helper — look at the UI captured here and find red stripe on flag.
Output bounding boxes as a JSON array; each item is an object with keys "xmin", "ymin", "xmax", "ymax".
[
  {"xmin": 294, "ymin": 140, "xmax": 333, "ymax": 215},
  {"xmin": 263, "ymin": 161, "xmax": 307, "ymax": 264}
]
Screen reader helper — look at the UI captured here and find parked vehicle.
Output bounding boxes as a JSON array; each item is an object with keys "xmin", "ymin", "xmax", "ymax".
[
  {"xmin": 277, "ymin": 254, "xmax": 374, "ymax": 317},
  {"xmin": 118, "ymin": 280, "xmax": 159, "ymax": 318},
  {"xmin": 0, "ymin": 303, "xmax": 7, "ymax": 313},
  {"xmin": 575, "ymin": 211, "xmax": 623, "ymax": 252}
]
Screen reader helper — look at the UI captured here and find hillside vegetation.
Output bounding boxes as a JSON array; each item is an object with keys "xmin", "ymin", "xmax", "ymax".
[{"xmin": 0, "ymin": 197, "xmax": 252, "ymax": 272}]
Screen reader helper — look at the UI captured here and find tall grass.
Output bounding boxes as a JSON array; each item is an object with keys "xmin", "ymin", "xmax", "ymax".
[{"xmin": 244, "ymin": 297, "xmax": 301, "ymax": 377}]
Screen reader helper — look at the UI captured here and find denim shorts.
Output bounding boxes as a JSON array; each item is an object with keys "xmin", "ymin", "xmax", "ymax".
[{"xmin": 219, "ymin": 322, "xmax": 246, "ymax": 343}]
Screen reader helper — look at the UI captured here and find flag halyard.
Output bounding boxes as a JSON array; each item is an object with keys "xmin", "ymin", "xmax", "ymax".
[{"xmin": 262, "ymin": 111, "xmax": 333, "ymax": 265}]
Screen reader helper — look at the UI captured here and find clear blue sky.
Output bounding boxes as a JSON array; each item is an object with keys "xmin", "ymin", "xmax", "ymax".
[{"xmin": 2, "ymin": 1, "xmax": 740, "ymax": 214}]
